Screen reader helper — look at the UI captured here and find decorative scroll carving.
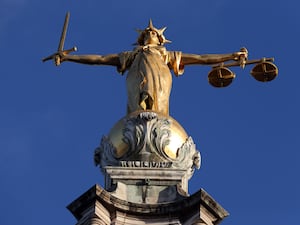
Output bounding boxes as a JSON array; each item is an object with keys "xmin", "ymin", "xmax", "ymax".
[
  {"xmin": 122, "ymin": 111, "xmax": 171, "ymax": 161},
  {"xmin": 94, "ymin": 136, "xmax": 119, "ymax": 172},
  {"xmin": 174, "ymin": 136, "xmax": 201, "ymax": 179}
]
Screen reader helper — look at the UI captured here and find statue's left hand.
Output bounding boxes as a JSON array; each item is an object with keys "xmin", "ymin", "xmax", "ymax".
[
  {"xmin": 233, "ymin": 47, "xmax": 248, "ymax": 68},
  {"xmin": 234, "ymin": 47, "xmax": 248, "ymax": 61}
]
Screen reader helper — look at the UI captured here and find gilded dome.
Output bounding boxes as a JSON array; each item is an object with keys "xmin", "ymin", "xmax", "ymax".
[
  {"xmin": 108, "ymin": 110, "xmax": 188, "ymax": 160},
  {"xmin": 94, "ymin": 110, "xmax": 201, "ymax": 180}
]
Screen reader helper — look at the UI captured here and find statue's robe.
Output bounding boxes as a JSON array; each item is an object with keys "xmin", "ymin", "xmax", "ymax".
[{"xmin": 118, "ymin": 45, "xmax": 184, "ymax": 116}]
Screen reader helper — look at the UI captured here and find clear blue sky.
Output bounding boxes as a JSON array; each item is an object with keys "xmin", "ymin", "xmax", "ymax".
[{"xmin": 1, "ymin": 1, "xmax": 299, "ymax": 224}]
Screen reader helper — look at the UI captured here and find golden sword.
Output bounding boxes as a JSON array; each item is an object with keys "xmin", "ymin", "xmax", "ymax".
[{"xmin": 42, "ymin": 12, "xmax": 77, "ymax": 65}]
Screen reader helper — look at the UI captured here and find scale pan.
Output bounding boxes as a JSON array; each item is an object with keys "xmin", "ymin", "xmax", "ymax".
[
  {"xmin": 208, "ymin": 67, "xmax": 235, "ymax": 88},
  {"xmin": 251, "ymin": 62, "xmax": 278, "ymax": 82}
]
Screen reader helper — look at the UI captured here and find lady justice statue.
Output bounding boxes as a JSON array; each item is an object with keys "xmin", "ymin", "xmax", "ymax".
[
  {"xmin": 45, "ymin": 16, "xmax": 248, "ymax": 116},
  {"xmin": 43, "ymin": 13, "xmax": 278, "ymax": 202}
]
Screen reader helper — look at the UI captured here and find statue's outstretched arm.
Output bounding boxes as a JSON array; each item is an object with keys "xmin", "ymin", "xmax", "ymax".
[
  {"xmin": 181, "ymin": 50, "xmax": 247, "ymax": 66},
  {"xmin": 57, "ymin": 53, "xmax": 121, "ymax": 67}
]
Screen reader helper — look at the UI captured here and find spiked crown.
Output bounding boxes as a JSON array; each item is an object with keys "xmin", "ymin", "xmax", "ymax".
[{"xmin": 136, "ymin": 19, "xmax": 171, "ymax": 46}]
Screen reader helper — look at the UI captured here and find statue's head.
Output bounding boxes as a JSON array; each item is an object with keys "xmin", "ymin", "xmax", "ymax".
[{"xmin": 136, "ymin": 19, "xmax": 171, "ymax": 46}]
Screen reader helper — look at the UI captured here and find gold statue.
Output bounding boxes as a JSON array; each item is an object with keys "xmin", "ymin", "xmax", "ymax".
[{"xmin": 44, "ymin": 13, "xmax": 277, "ymax": 116}]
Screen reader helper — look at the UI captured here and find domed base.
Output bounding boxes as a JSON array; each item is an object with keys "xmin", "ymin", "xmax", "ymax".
[{"xmin": 94, "ymin": 110, "xmax": 201, "ymax": 180}]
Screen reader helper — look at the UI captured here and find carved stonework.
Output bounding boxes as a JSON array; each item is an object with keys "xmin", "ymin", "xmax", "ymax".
[
  {"xmin": 122, "ymin": 111, "xmax": 171, "ymax": 161},
  {"xmin": 94, "ymin": 111, "xmax": 201, "ymax": 179}
]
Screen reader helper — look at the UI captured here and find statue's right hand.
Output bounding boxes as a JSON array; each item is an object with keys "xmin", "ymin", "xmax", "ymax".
[
  {"xmin": 55, "ymin": 54, "xmax": 61, "ymax": 66},
  {"xmin": 54, "ymin": 52, "xmax": 66, "ymax": 66},
  {"xmin": 54, "ymin": 46, "xmax": 77, "ymax": 66},
  {"xmin": 42, "ymin": 47, "xmax": 75, "ymax": 65}
]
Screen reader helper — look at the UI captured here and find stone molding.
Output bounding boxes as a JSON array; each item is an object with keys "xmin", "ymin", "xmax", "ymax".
[{"xmin": 67, "ymin": 184, "xmax": 228, "ymax": 225}]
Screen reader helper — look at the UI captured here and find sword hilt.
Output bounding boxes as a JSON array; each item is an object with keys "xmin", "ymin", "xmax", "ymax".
[{"xmin": 42, "ymin": 46, "xmax": 77, "ymax": 64}]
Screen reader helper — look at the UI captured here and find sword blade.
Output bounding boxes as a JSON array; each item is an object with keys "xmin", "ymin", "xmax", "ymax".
[{"xmin": 58, "ymin": 12, "xmax": 70, "ymax": 52}]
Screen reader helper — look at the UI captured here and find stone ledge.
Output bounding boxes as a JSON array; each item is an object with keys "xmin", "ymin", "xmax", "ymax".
[
  {"xmin": 106, "ymin": 166, "xmax": 187, "ymax": 185},
  {"xmin": 67, "ymin": 184, "xmax": 228, "ymax": 224}
]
